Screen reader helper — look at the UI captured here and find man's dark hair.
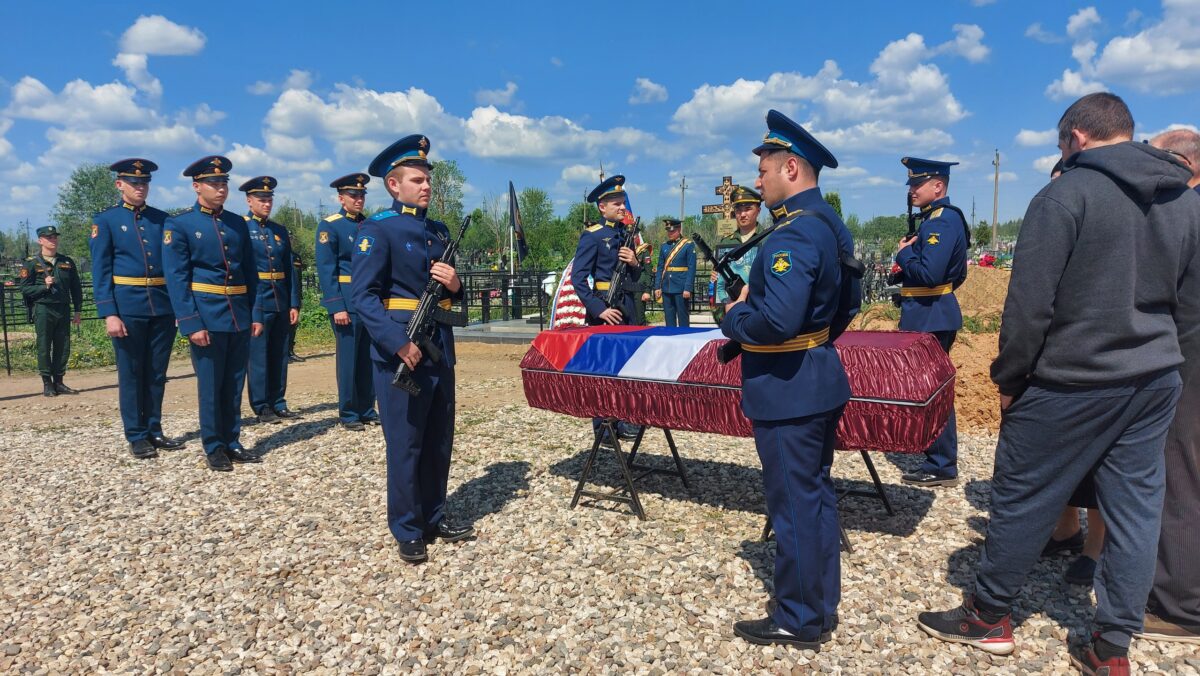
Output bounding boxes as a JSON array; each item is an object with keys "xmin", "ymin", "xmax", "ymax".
[{"xmin": 1057, "ymin": 92, "xmax": 1134, "ymax": 144}]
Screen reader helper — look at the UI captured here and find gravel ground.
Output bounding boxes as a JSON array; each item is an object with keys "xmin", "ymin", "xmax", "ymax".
[{"xmin": 1, "ymin": 378, "xmax": 1197, "ymax": 674}]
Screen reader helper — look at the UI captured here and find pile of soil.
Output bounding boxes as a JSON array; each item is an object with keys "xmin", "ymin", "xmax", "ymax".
[{"xmin": 955, "ymin": 266, "xmax": 1010, "ymax": 317}]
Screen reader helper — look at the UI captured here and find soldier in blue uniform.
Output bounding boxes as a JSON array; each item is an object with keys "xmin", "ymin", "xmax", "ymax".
[
  {"xmin": 722, "ymin": 109, "xmax": 860, "ymax": 649},
  {"xmin": 893, "ymin": 157, "xmax": 968, "ymax": 487},
  {"xmin": 654, "ymin": 218, "xmax": 696, "ymax": 327},
  {"xmin": 351, "ymin": 134, "xmax": 473, "ymax": 564},
  {"xmin": 573, "ymin": 175, "xmax": 642, "ymax": 444},
  {"xmin": 162, "ymin": 155, "xmax": 263, "ymax": 472},
  {"xmin": 317, "ymin": 173, "xmax": 379, "ymax": 431},
  {"xmin": 90, "ymin": 158, "xmax": 185, "ymax": 459},
  {"xmin": 240, "ymin": 176, "xmax": 301, "ymax": 424}
]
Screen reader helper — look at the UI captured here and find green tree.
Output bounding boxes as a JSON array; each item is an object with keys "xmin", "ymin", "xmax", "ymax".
[
  {"xmin": 972, "ymin": 223, "xmax": 993, "ymax": 248},
  {"xmin": 823, "ymin": 191, "xmax": 843, "ymax": 218},
  {"xmin": 429, "ymin": 160, "xmax": 465, "ymax": 225},
  {"xmin": 50, "ymin": 163, "xmax": 119, "ymax": 265}
]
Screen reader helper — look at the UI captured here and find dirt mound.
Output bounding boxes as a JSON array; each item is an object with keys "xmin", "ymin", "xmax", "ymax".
[{"xmin": 957, "ymin": 266, "xmax": 1010, "ymax": 317}]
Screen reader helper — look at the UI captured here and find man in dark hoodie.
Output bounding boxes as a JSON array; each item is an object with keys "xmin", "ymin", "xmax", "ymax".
[
  {"xmin": 917, "ymin": 93, "xmax": 1200, "ymax": 672},
  {"xmin": 1139, "ymin": 128, "xmax": 1200, "ymax": 645}
]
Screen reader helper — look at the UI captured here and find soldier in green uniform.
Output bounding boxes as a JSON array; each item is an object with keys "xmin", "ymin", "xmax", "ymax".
[
  {"xmin": 634, "ymin": 242, "xmax": 654, "ymax": 325},
  {"xmin": 19, "ymin": 225, "xmax": 83, "ymax": 396},
  {"xmin": 711, "ymin": 185, "xmax": 764, "ymax": 323}
]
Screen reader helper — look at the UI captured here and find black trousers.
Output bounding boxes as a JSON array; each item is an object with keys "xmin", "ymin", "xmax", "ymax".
[{"xmin": 1147, "ymin": 356, "xmax": 1200, "ymax": 630}]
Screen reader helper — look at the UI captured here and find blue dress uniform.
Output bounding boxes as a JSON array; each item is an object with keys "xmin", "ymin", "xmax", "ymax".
[
  {"xmin": 894, "ymin": 157, "xmax": 968, "ymax": 483},
  {"xmin": 162, "ymin": 156, "xmax": 259, "ymax": 467},
  {"xmin": 655, "ymin": 220, "xmax": 697, "ymax": 327},
  {"xmin": 317, "ymin": 173, "xmax": 378, "ymax": 427},
  {"xmin": 573, "ymin": 176, "xmax": 641, "ymax": 325},
  {"xmin": 722, "ymin": 110, "xmax": 859, "ymax": 645},
  {"xmin": 574, "ymin": 176, "xmax": 643, "ymax": 439},
  {"xmin": 241, "ymin": 176, "xmax": 301, "ymax": 419},
  {"xmin": 89, "ymin": 158, "xmax": 180, "ymax": 456},
  {"xmin": 351, "ymin": 134, "xmax": 468, "ymax": 556}
]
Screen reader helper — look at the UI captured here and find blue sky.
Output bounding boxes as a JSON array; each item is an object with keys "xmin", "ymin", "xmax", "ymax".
[{"xmin": 1, "ymin": 1, "xmax": 1198, "ymax": 231}]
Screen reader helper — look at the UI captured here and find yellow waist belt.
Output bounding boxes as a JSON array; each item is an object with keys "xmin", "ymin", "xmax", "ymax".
[
  {"xmin": 742, "ymin": 327, "xmax": 830, "ymax": 353},
  {"xmin": 593, "ymin": 281, "xmax": 611, "ymax": 290},
  {"xmin": 190, "ymin": 282, "xmax": 248, "ymax": 295},
  {"xmin": 338, "ymin": 275, "xmax": 352, "ymax": 283},
  {"xmin": 113, "ymin": 276, "xmax": 166, "ymax": 287},
  {"xmin": 666, "ymin": 266, "xmax": 689, "ymax": 272},
  {"xmin": 258, "ymin": 271, "xmax": 286, "ymax": 280},
  {"xmin": 900, "ymin": 283, "xmax": 953, "ymax": 297},
  {"xmin": 384, "ymin": 297, "xmax": 453, "ymax": 311}
]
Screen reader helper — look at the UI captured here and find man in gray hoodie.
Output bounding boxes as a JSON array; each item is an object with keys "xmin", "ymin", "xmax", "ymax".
[{"xmin": 917, "ymin": 93, "xmax": 1200, "ymax": 672}]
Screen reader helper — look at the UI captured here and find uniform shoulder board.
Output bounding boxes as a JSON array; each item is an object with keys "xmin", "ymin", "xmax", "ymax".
[
  {"xmin": 369, "ymin": 209, "xmax": 397, "ymax": 222},
  {"xmin": 930, "ymin": 207, "xmax": 944, "ymax": 219},
  {"xmin": 323, "ymin": 213, "xmax": 342, "ymax": 222},
  {"xmin": 25, "ymin": 256, "xmax": 34, "ymax": 261},
  {"xmin": 585, "ymin": 224, "xmax": 603, "ymax": 233},
  {"xmin": 243, "ymin": 215, "xmax": 251, "ymax": 221}
]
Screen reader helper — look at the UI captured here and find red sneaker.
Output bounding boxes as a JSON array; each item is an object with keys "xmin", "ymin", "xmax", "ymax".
[
  {"xmin": 1069, "ymin": 634, "xmax": 1130, "ymax": 676},
  {"xmin": 917, "ymin": 595, "xmax": 1015, "ymax": 656}
]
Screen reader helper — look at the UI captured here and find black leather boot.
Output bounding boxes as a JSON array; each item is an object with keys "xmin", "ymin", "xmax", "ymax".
[{"xmin": 42, "ymin": 376, "xmax": 57, "ymax": 397}]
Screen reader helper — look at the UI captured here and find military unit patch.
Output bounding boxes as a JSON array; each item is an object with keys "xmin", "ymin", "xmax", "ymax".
[
  {"xmin": 90, "ymin": 224, "xmax": 98, "ymax": 239},
  {"xmin": 319, "ymin": 231, "xmax": 330, "ymax": 244},
  {"xmin": 19, "ymin": 267, "xmax": 28, "ymax": 278},
  {"xmin": 927, "ymin": 232, "xmax": 940, "ymax": 245},
  {"xmin": 163, "ymin": 230, "xmax": 172, "ymax": 245},
  {"xmin": 771, "ymin": 251, "xmax": 793, "ymax": 277},
  {"xmin": 355, "ymin": 235, "xmax": 374, "ymax": 255}
]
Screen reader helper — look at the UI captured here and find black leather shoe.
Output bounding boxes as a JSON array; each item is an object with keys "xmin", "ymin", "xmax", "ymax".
[
  {"xmin": 424, "ymin": 522, "xmax": 475, "ymax": 543},
  {"xmin": 901, "ymin": 470, "xmax": 959, "ymax": 487},
  {"xmin": 257, "ymin": 409, "xmax": 281, "ymax": 424},
  {"xmin": 288, "ymin": 353, "xmax": 306, "ymax": 363},
  {"xmin": 206, "ymin": 448, "xmax": 234, "ymax": 472},
  {"xmin": 274, "ymin": 408, "xmax": 296, "ymax": 419},
  {"xmin": 398, "ymin": 539, "xmax": 428, "ymax": 563},
  {"xmin": 765, "ymin": 599, "xmax": 838, "ymax": 639},
  {"xmin": 341, "ymin": 420, "xmax": 365, "ymax": 431},
  {"xmin": 362, "ymin": 417, "xmax": 382, "ymax": 426},
  {"xmin": 227, "ymin": 446, "xmax": 263, "ymax": 464},
  {"xmin": 42, "ymin": 376, "xmax": 57, "ymax": 397},
  {"xmin": 149, "ymin": 435, "xmax": 185, "ymax": 450},
  {"xmin": 129, "ymin": 439, "xmax": 158, "ymax": 459},
  {"xmin": 733, "ymin": 617, "xmax": 828, "ymax": 650},
  {"xmin": 53, "ymin": 377, "xmax": 79, "ymax": 395}
]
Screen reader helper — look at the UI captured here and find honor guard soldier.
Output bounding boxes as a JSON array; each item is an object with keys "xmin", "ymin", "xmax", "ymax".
[
  {"xmin": 19, "ymin": 225, "xmax": 83, "ymax": 396},
  {"xmin": 240, "ymin": 176, "xmax": 301, "ymax": 424},
  {"xmin": 654, "ymin": 218, "xmax": 696, "ymax": 327},
  {"xmin": 89, "ymin": 158, "xmax": 185, "ymax": 458},
  {"xmin": 162, "ymin": 155, "xmax": 263, "ymax": 472},
  {"xmin": 317, "ymin": 173, "xmax": 379, "ymax": 430},
  {"xmin": 893, "ymin": 157, "xmax": 968, "ymax": 488},
  {"xmin": 351, "ymin": 134, "xmax": 473, "ymax": 564},
  {"xmin": 712, "ymin": 185, "xmax": 764, "ymax": 323},
  {"xmin": 722, "ymin": 110, "xmax": 860, "ymax": 649},
  {"xmin": 574, "ymin": 175, "xmax": 643, "ymax": 443}
]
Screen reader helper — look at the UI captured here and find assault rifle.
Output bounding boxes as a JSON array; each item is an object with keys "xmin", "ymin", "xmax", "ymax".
[
  {"xmin": 690, "ymin": 233, "xmax": 745, "ymax": 301},
  {"xmin": 604, "ymin": 217, "xmax": 642, "ymax": 310},
  {"xmin": 392, "ymin": 215, "xmax": 472, "ymax": 396}
]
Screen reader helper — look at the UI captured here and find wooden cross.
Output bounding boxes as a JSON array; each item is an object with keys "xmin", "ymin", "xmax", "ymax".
[{"xmin": 701, "ymin": 176, "xmax": 736, "ymax": 220}]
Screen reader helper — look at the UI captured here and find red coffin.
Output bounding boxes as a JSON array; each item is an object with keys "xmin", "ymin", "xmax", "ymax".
[{"xmin": 520, "ymin": 329, "xmax": 955, "ymax": 453}]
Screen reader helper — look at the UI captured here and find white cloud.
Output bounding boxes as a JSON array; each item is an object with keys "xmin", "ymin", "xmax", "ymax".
[
  {"xmin": 41, "ymin": 124, "xmax": 222, "ymax": 165},
  {"xmin": 475, "ymin": 81, "xmax": 518, "ymax": 107},
  {"xmin": 670, "ymin": 27, "xmax": 981, "ymax": 147},
  {"xmin": 1067, "ymin": 7, "xmax": 1102, "ymax": 39},
  {"xmin": 994, "ymin": 171, "xmax": 1019, "ymax": 182},
  {"xmin": 1025, "ymin": 22, "xmax": 1062, "ymax": 43},
  {"xmin": 817, "ymin": 121, "xmax": 954, "ymax": 152},
  {"xmin": 560, "ymin": 164, "xmax": 600, "ymax": 184},
  {"xmin": 283, "ymin": 70, "xmax": 313, "ymax": 91},
  {"xmin": 225, "ymin": 143, "xmax": 333, "ymax": 176},
  {"xmin": 118, "ymin": 15, "xmax": 206, "ymax": 55},
  {"xmin": 1137, "ymin": 122, "xmax": 1200, "ymax": 142},
  {"xmin": 465, "ymin": 106, "xmax": 659, "ymax": 160},
  {"xmin": 0, "ymin": 119, "xmax": 13, "ymax": 161},
  {"xmin": 941, "ymin": 24, "xmax": 990, "ymax": 63},
  {"xmin": 1046, "ymin": 2, "xmax": 1200, "ymax": 98},
  {"xmin": 5, "ymin": 77, "xmax": 152, "ymax": 129},
  {"xmin": 629, "ymin": 78, "xmax": 668, "ymax": 104},
  {"xmin": 1046, "ymin": 68, "xmax": 1107, "ymax": 100},
  {"xmin": 112, "ymin": 53, "xmax": 161, "ymax": 99},
  {"xmin": 1015, "ymin": 128, "xmax": 1058, "ymax": 146},
  {"xmin": 247, "ymin": 81, "xmax": 275, "ymax": 96},
  {"xmin": 1033, "ymin": 154, "xmax": 1062, "ymax": 174},
  {"xmin": 175, "ymin": 103, "xmax": 225, "ymax": 127},
  {"xmin": 113, "ymin": 16, "xmax": 206, "ymax": 99}
]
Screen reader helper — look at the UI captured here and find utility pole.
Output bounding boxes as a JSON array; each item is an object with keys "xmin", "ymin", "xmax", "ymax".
[
  {"xmin": 679, "ymin": 176, "xmax": 688, "ymax": 221},
  {"xmin": 991, "ymin": 149, "xmax": 1000, "ymax": 251},
  {"xmin": 598, "ymin": 162, "xmax": 605, "ymax": 184}
]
